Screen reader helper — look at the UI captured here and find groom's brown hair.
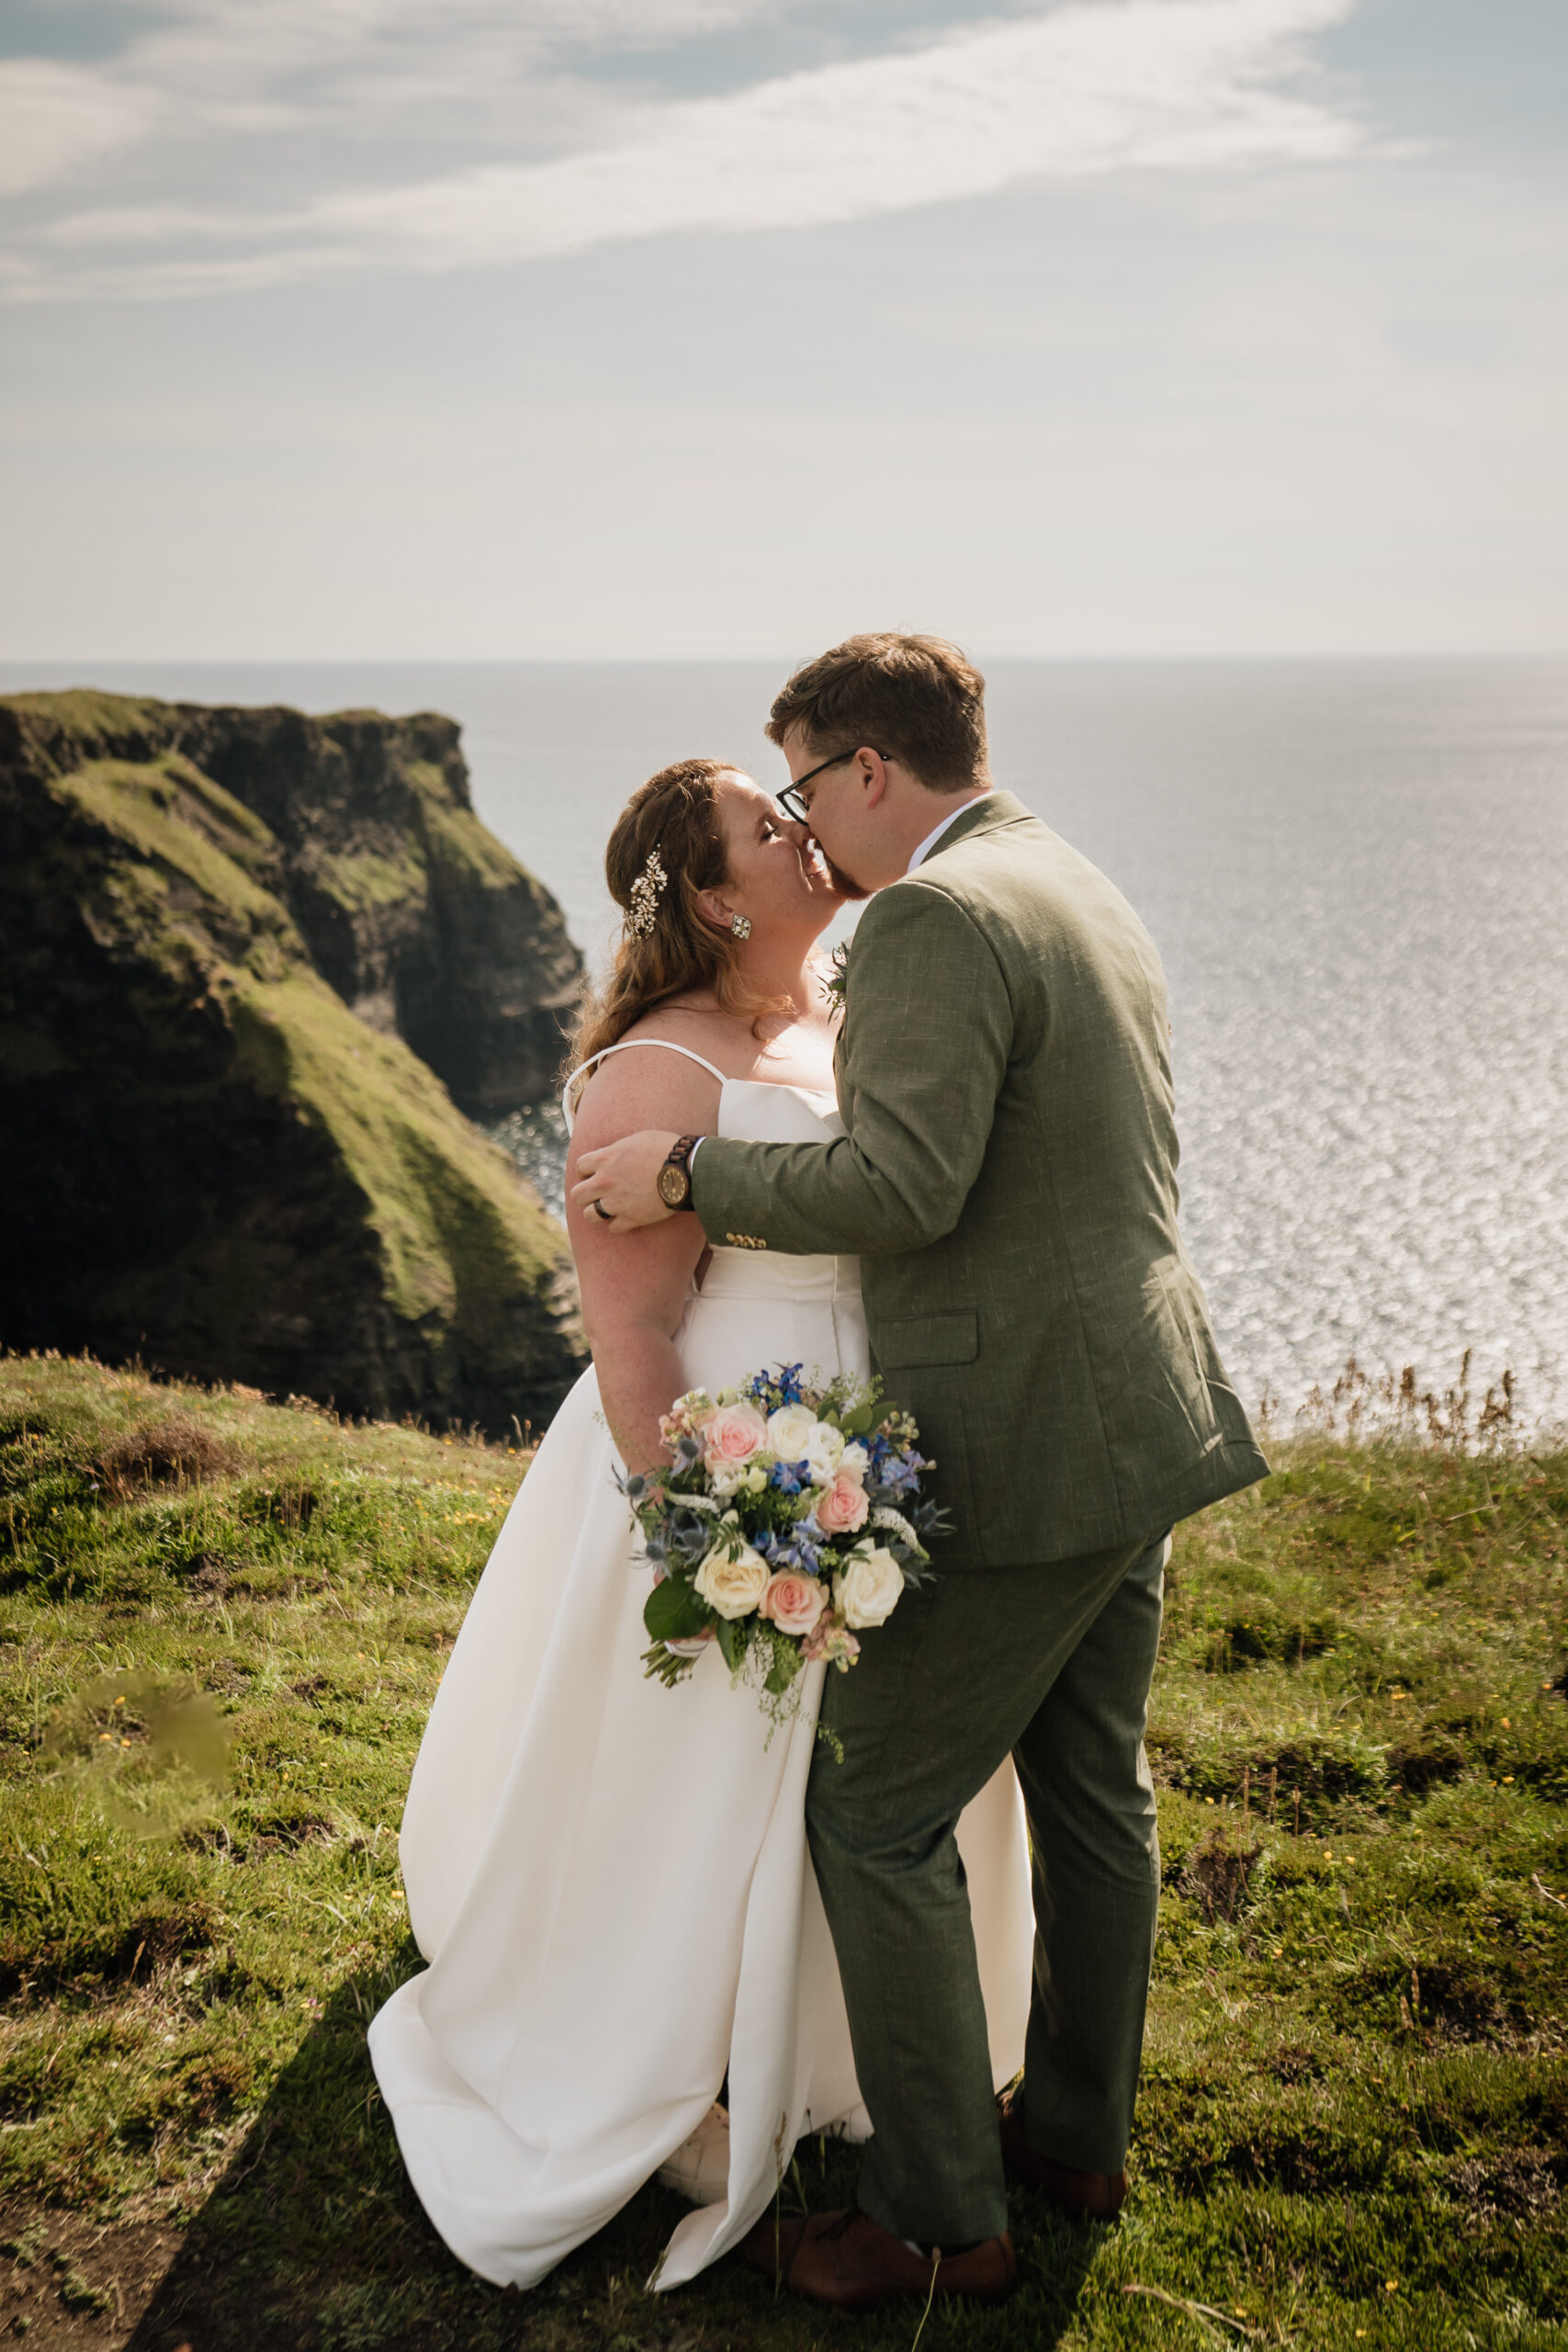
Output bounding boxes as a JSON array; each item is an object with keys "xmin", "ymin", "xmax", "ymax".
[{"xmin": 765, "ymin": 632, "xmax": 988, "ymax": 790}]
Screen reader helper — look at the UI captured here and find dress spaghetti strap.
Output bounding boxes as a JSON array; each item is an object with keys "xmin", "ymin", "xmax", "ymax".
[{"xmin": 560, "ymin": 1039, "xmax": 728, "ymax": 1133}]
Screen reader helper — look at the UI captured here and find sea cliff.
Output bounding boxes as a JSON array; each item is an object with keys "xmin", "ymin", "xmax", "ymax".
[{"xmin": 0, "ymin": 690, "xmax": 588, "ymax": 1430}]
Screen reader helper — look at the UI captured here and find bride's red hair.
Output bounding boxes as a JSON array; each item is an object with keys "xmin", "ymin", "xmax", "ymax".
[{"xmin": 567, "ymin": 759, "xmax": 788, "ymax": 1103}]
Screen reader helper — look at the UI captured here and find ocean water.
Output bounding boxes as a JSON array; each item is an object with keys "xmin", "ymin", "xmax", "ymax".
[{"xmin": 7, "ymin": 656, "xmax": 1566, "ymax": 1429}]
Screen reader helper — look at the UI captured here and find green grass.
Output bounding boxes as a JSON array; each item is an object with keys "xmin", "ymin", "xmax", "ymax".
[
  {"xmin": 231, "ymin": 967, "xmax": 571, "ymax": 1324},
  {"xmin": 1, "ymin": 1352, "xmax": 1564, "ymax": 2350}
]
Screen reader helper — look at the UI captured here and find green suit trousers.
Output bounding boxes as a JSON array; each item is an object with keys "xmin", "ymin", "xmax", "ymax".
[{"xmin": 805, "ymin": 1529, "xmax": 1169, "ymax": 2247}]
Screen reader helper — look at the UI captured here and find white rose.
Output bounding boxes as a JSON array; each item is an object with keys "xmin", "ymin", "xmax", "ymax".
[
  {"xmin": 838, "ymin": 1442, "xmax": 869, "ymax": 1480},
  {"xmin": 834, "ymin": 1543, "xmax": 905, "ymax": 1630},
  {"xmin": 694, "ymin": 1538, "xmax": 772, "ymax": 1621},
  {"xmin": 766, "ymin": 1403, "xmax": 818, "ymax": 1461},
  {"xmin": 800, "ymin": 1420, "xmax": 846, "ymax": 1481}
]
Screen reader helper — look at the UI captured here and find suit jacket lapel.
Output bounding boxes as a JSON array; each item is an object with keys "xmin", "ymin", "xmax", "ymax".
[{"xmin": 913, "ymin": 789, "xmax": 1033, "ymax": 865}]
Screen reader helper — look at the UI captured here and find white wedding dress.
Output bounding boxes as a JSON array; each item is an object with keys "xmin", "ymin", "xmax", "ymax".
[{"xmin": 368, "ymin": 1044, "xmax": 1033, "ymax": 2292}]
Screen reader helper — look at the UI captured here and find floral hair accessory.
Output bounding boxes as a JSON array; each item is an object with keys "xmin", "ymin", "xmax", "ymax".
[{"xmin": 626, "ymin": 846, "xmax": 669, "ymax": 940}]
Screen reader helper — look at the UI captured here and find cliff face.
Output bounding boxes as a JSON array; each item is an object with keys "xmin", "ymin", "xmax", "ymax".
[
  {"xmin": 3, "ymin": 693, "xmax": 582, "ymax": 1115},
  {"xmin": 0, "ymin": 691, "xmax": 587, "ymax": 1430}
]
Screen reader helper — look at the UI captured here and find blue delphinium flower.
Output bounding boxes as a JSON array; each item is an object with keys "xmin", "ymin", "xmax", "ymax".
[
  {"xmin": 873, "ymin": 1447, "xmax": 926, "ymax": 1501},
  {"xmin": 744, "ymin": 1360, "xmax": 806, "ymax": 1411}
]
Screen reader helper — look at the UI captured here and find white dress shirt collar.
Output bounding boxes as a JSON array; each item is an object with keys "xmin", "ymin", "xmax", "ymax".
[{"xmin": 907, "ymin": 794, "xmax": 990, "ymax": 875}]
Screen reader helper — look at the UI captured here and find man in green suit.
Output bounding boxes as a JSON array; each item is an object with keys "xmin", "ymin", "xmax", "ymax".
[{"xmin": 574, "ymin": 634, "xmax": 1268, "ymax": 2311}]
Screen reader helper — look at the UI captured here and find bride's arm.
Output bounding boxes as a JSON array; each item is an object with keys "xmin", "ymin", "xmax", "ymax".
[
  {"xmin": 565, "ymin": 1047, "xmax": 720, "ymax": 1475},
  {"xmin": 572, "ymin": 887, "xmax": 1010, "ymax": 1255}
]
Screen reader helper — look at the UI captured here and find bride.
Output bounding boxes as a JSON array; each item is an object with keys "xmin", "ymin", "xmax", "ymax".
[{"xmin": 368, "ymin": 756, "xmax": 1032, "ymax": 2292}]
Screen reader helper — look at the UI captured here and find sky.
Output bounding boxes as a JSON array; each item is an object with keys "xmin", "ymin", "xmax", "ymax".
[{"xmin": 1, "ymin": 0, "xmax": 1564, "ymax": 660}]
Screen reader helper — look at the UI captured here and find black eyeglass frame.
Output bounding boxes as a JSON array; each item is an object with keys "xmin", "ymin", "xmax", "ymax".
[{"xmin": 775, "ymin": 746, "xmax": 893, "ymax": 826}]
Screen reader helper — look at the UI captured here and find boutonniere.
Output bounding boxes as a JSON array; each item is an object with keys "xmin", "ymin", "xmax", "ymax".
[{"xmin": 818, "ymin": 940, "xmax": 852, "ymax": 1019}]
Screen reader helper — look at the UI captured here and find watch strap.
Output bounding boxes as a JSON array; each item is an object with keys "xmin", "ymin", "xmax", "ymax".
[{"xmin": 661, "ymin": 1133, "xmax": 701, "ymax": 1209}]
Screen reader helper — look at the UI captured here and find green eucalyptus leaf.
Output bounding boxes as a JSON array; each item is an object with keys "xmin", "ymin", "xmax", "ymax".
[
  {"xmin": 643, "ymin": 1576, "xmax": 708, "ymax": 1642},
  {"xmin": 716, "ymin": 1615, "xmax": 749, "ymax": 1672},
  {"xmin": 763, "ymin": 1637, "xmax": 805, "ymax": 1695}
]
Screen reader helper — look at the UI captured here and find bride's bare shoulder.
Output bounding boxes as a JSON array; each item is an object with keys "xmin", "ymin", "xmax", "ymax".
[{"xmin": 566, "ymin": 1018, "xmax": 728, "ymax": 1154}]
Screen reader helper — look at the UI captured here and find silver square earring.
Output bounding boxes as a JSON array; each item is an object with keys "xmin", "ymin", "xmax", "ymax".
[{"xmin": 731, "ymin": 914, "xmax": 751, "ymax": 940}]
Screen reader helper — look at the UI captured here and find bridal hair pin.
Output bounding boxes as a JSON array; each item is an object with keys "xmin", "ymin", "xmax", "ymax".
[{"xmin": 626, "ymin": 846, "xmax": 669, "ymax": 939}]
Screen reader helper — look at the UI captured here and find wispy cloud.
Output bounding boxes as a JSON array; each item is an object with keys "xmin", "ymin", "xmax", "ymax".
[
  {"xmin": 0, "ymin": 62, "xmax": 158, "ymax": 198},
  {"xmin": 4, "ymin": 0, "xmax": 1366, "ymax": 299},
  {"xmin": 0, "ymin": 0, "xmax": 784, "ymax": 198},
  {"xmin": 113, "ymin": 0, "xmax": 783, "ymax": 131},
  {"xmin": 319, "ymin": 0, "xmax": 1364, "ymax": 261}
]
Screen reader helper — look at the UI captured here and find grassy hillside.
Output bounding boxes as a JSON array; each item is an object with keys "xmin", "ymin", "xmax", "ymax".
[
  {"xmin": 0, "ymin": 690, "xmax": 583, "ymax": 1116},
  {"xmin": 0, "ymin": 698, "xmax": 585, "ymax": 1428},
  {"xmin": 1, "ymin": 1353, "xmax": 1564, "ymax": 2350}
]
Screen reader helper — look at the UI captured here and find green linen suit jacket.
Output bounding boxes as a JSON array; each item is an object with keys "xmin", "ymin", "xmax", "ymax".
[{"xmin": 691, "ymin": 790, "xmax": 1268, "ymax": 1568}]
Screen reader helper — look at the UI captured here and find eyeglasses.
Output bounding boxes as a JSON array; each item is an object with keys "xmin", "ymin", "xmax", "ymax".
[{"xmin": 776, "ymin": 747, "xmax": 892, "ymax": 825}]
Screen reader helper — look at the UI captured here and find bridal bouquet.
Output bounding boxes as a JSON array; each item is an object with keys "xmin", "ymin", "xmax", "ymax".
[{"xmin": 622, "ymin": 1363, "xmax": 943, "ymax": 1723}]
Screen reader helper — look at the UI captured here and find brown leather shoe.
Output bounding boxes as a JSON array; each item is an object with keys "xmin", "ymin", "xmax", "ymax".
[
  {"xmin": 997, "ymin": 2086, "xmax": 1127, "ymax": 2221},
  {"xmin": 739, "ymin": 2207, "xmax": 1016, "ymax": 2310},
  {"xmin": 740, "ymin": 2208, "xmax": 807, "ymax": 2281}
]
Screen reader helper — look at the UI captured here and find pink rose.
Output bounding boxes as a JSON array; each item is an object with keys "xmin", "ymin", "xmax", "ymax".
[
  {"xmin": 701, "ymin": 1402, "xmax": 768, "ymax": 1471},
  {"xmin": 758, "ymin": 1570, "xmax": 829, "ymax": 1639},
  {"xmin": 816, "ymin": 1469, "xmax": 869, "ymax": 1536}
]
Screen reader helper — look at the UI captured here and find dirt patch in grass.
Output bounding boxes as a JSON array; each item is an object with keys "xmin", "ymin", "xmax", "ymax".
[
  {"xmin": 1265, "ymin": 2041, "xmax": 1325, "ymax": 2085},
  {"xmin": 93, "ymin": 1418, "xmax": 240, "ymax": 1501},
  {"xmin": 1387, "ymin": 1734, "xmax": 1468, "ymax": 1792},
  {"xmin": 1181, "ymin": 1825, "xmax": 1265, "ymax": 1924},
  {"xmin": 241, "ymin": 1480, "xmax": 321, "ymax": 1532},
  {"xmin": 1, "ymin": 2201, "xmax": 185, "ymax": 2348},
  {"xmin": 1450, "ymin": 2146, "xmax": 1562, "ymax": 2218},
  {"xmin": 0, "ymin": 1895, "xmax": 217, "ymax": 2000}
]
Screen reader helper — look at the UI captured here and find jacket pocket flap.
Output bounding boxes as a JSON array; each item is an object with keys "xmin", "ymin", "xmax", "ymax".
[{"xmin": 876, "ymin": 1311, "xmax": 978, "ymax": 1369}]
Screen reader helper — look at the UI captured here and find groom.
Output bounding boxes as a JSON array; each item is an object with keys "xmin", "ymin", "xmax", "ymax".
[{"xmin": 574, "ymin": 633, "xmax": 1268, "ymax": 2309}]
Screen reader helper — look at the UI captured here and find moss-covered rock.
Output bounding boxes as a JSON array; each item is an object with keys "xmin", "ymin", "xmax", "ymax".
[
  {"xmin": 1, "ymin": 690, "xmax": 582, "ymax": 1113},
  {"xmin": 0, "ymin": 691, "xmax": 586, "ymax": 1430}
]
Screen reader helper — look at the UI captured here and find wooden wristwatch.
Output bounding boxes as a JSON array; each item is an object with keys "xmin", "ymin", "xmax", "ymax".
[{"xmin": 656, "ymin": 1135, "xmax": 701, "ymax": 1211}]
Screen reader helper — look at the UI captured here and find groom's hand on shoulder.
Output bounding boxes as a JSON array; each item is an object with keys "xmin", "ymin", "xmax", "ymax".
[{"xmin": 571, "ymin": 1130, "xmax": 683, "ymax": 1230}]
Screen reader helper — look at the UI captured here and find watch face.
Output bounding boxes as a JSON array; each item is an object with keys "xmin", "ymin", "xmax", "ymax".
[{"xmin": 657, "ymin": 1163, "xmax": 689, "ymax": 1207}]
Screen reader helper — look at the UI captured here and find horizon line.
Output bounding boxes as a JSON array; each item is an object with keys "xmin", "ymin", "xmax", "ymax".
[{"xmin": 4, "ymin": 649, "xmax": 1567, "ymax": 673}]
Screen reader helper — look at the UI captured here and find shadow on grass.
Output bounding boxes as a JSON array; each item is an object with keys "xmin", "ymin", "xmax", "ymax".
[
  {"xmin": 119, "ymin": 1959, "xmax": 511, "ymax": 2352},
  {"xmin": 121, "ymin": 1956, "xmax": 1097, "ymax": 2352}
]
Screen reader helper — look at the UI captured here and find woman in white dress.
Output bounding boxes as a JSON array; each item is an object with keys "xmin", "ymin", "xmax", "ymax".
[{"xmin": 368, "ymin": 757, "xmax": 1032, "ymax": 2293}]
